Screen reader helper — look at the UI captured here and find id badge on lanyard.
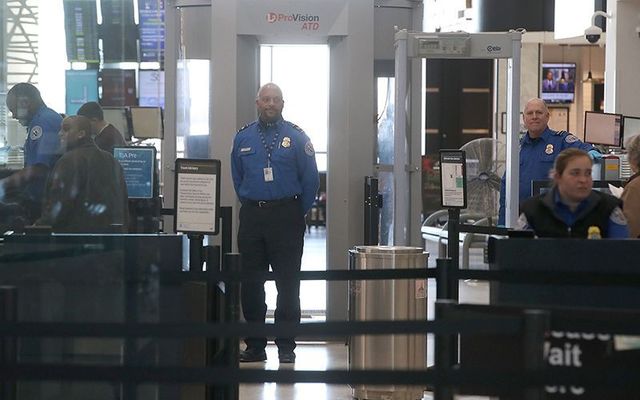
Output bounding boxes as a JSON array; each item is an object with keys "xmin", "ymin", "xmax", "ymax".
[{"xmin": 263, "ymin": 167, "xmax": 274, "ymax": 182}]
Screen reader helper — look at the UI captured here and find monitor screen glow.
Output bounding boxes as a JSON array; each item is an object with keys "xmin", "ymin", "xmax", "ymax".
[
  {"xmin": 623, "ymin": 116, "xmax": 640, "ymax": 149},
  {"xmin": 541, "ymin": 62, "xmax": 576, "ymax": 104},
  {"xmin": 584, "ymin": 111, "xmax": 623, "ymax": 147},
  {"xmin": 130, "ymin": 107, "xmax": 164, "ymax": 139},
  {"xmin": 102, "ymin": 107, "xmax": 131, "ymax": 141}
]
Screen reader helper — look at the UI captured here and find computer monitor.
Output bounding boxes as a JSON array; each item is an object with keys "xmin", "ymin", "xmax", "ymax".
[
  {"xmin": 583, "ymin": 111, "xmax": 623, "ymax": 147},
  {"xmin": 138, "ymin": 70, "xmax": 165, "ymax": 108},
  {"xmin": 130, "ymin": 106, "xmax": 164, "ymax": 139},
  {"xmin": 541, "ymin": 62, "xmax": 576, "ymax": 104},
  {"xmin": 102, "ymin": 107, "xmax": 132, "ymax": 141},
  {"xmin": 623, "ymin": 115, "xmax": 640, "ymax": 149}
]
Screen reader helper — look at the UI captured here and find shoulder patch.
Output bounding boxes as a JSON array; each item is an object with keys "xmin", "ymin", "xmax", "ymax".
[
  {"xmin": 610, "ymin": 206, "xmax": 628, "ymax": 225},
  {"xmin": 515, "ymin": 213, "xmax": 530, "ymax": 230},
  {"xmin": 290, "ymin": 123, "xmax": 305, "ymax": 133},
  {"xmin": 304, "ymin": 140, "xmax": 315, "ymax": 156},
  {"xmin": 565, "ymin": 134, "xmax": 579, "ymax": 144},
  {"xmin": 30, "ymin": 125, "xmax": 43, "ymax": 141},
  {"xmin": 236, "ymin": 122, "xmax": 255, "ymax": 134}
]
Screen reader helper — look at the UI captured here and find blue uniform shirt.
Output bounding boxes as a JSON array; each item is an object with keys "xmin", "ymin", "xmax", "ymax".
[
  {"xmin": 231, "ymin": 118, "xmax": 319, "ymax": 214},
  {"xmin": 22, "ymin": 106, "xmax": 62, "ymax": 202},
  {"xmin": 24, "ymin": 106, "xmax": 62, "ymax": 168},
  {"xmin": 499, "ymin": 127, "xmax": 596, "ymax": 224}
]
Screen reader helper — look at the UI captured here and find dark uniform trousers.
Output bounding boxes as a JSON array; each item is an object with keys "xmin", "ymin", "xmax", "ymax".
[{"xmin": 238, "ymin": 198, "xmax": 306, "ymax": 352}]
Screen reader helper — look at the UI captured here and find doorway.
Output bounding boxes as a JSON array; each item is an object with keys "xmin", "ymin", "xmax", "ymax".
[{"xmin": 259, "ymin": 44, "xmax": 329, "ymax": 319}]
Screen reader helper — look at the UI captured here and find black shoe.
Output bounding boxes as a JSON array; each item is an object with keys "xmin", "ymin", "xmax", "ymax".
[
  {"xmin": 278, "ymin": 350, "xmax": 296, "ymax": 363},
  {"xmin": 239, "ymin": 348, "xmax": 267, "ymax": 362}
]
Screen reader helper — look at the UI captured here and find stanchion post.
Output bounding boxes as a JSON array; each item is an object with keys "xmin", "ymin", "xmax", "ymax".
[
  {"xmin": 433, "ymin": 299, "xmax": 455, "ymax": 400},
  {"xmin": 446, "ymin": 208, "xmax": 460, "ymax": 301},
  {"xmin": 522, "ymin": 309, "xmax": 550, "ymax": 400},
  {"xmin": 0, "ymin": 286, "xmax": 17, "ymax": 400},
  {"xmin": 436, "ymin": 258, "xmax": 451, "ymax": 301},
  {"xmin": 225, "ymin": 253, "xmax": 243, "ymax": 399},
  {"xmin": 188, "ymin": 234, "xmax": 205, "ymax": 272}
]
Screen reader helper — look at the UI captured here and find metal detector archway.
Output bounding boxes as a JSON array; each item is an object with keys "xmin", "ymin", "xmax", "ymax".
[{"xmin": 393, "ymin": 30, "xmax": 523, "ymax": 245}]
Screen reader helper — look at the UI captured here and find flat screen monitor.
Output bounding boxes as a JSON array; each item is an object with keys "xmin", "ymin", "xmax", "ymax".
[
  {"xmin": 541, "ymin": 62, "xmax": 576, "ymax": 104},
  {"xmin": 100, "ymin": 69, "xmax": 137, "ymax": 106},
  {"xmin": 130, "ymin": 106, "xmax": 163, "ymax": 139},
  {"xmin": 65, "ymin": 70, "xmax": 99, "ymax": 115},
  {"xmin": 584, "ymin": 111, "xmax": 623, "ymax": 147},
  {"xmin": 102, "ymin": 107, "xmax": 132, "ymax": 141},
  {"xmin": 138, "ymin": 70, "xmax": 165, "ymax": 108},
  {"xmin": 623, "ymin": 115, "xmax": 640, "ymax": 149},
  {"xmin": 113, "ymin": 146, "xmax": 156, "ymax": 199}
]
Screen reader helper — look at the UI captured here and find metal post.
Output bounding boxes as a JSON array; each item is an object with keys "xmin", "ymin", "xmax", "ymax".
[
  {"xmin": 0, "ymin": 286, "xmax": 17, "ymax": 400},
  {"xmin": 505, "ymin": 32, "xmax": 522, "ymax": 227},
  {"xmin": 364, "ymin": 176, "xmax": 380, "ymax": 245},
  {"xmin": 522, "ymin": 309, "xmax": 549, "ymax": 400},
  {"xmin": 188, "ymin": 234, "xmax": 205, "ymax": 272},
  {"xmin": 436, "ymin": 258, "xmax": 451, "ymax": 301},
  {"xmin": 223, "ymin": 253, "xmax": 241, "ymax": 400},
  {"xmin": 220, "ymin": 207, "xmax": 233, "ymax": 257},
  {"xmin": 393, "ymin": 29, "xmax": 409, "ymax": 246},
  {"xmin": 433, "ymin": 300, "xmax": 455, "ymax": 400},
  {"xmin": 446, "ymin": 208, "xmax": 459, "ymax": 302}
]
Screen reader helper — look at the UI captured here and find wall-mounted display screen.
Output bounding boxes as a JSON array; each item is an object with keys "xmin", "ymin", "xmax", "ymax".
[
  {"xmin": 101, "ymin": 69, "xmax": 137, "ymax": 106},
  {"xmin": 100, "ymin": 0, "xmax": 138, "ymax": 62},
  {"xmin": 65, "ymin": 69, "xmax": 99, "ymax": 115},
  {"xmin": 541, "ymin": 62, "xmax": 576, "ymax": 104},
  {"xmin": 139, "ymin": 70, "xmax": 165, "ymax": 108},
  {"xmin": 63, "ymin": 0, "xmax": 99, "ymax": 62},
  {"xmin": 138, "ymin": 0, "xmax": 165, "ymax": 63},
  {"xmin": 584, "ymin": 111, "xmax": 623, "ymax": 147},
  {"xmin": 113, "ymin": 146, "xmax": 156, "ymax": 199},
  {"xmin": 623, "ymin": 116, "xmax": 640, "ymax": 149},
  {"xmin": 130, "ymin": 106, "xmax": 164, "ymax": 139},
  {"xmin": 103, "ymin": 107, "xmax": 132, "ymax": 141}
]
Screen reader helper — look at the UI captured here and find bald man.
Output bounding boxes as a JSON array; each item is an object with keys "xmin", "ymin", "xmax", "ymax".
[
  {"xmin": 36, "ymin": 115, "xmax": 128, "ymax": 233},
  {"xmin": 499, "ymin": 98, "xmax": 599, "ymax": 224}
]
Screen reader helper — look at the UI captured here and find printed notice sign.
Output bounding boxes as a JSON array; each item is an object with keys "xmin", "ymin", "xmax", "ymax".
[
  {"xmin": 440, "ymin": 150, "xmax": 467, "ymax": 208},
  {"xmin": 174, "ymin": 159, "xmax": 221, "ymax": 235},
  {"xmin": 113, "ymin": 146, "xmax": 155, "ymax": 199}
]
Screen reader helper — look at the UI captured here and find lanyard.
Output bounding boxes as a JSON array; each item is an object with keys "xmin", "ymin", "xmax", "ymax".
[{"xmin": 258, "ymin": 126, "xmax": 280, "ymax": 167}]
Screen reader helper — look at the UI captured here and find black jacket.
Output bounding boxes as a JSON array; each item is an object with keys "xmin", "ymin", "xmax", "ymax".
[{"xmin": 520, "ymin": 189, "xmax": 621, "ymax": 238}]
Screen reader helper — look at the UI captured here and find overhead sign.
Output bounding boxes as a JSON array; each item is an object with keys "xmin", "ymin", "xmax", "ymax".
[{"xmin": 237, "ymin": 0, "xmax": 348, "ymax": 36}]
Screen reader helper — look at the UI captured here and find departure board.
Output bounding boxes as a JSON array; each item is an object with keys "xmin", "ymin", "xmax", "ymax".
[{"xmin": 63, "ymin": 0, "xmax": 99, "ymax": 62}]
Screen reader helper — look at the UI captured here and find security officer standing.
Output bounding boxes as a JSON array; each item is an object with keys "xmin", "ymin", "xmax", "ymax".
[
  {"xmin": 231, "ymin": 83, "xmax": 319, "ymax": 364},
  {"xmin": 0, "ymin": 83, "xmax": 62, "ymax": 226},
  {"xmin": 498, "ymin": 98, "xmax": 599, "ymax": 225}
]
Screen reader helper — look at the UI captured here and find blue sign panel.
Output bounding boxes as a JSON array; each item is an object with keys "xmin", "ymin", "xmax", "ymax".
[
  {"xmin": 138, "ymin": 0, "xmax": 165, "ymax": 62},
  {"xmin": 113, "ymin": 147, "xmax": 155, "ymax": 199}
]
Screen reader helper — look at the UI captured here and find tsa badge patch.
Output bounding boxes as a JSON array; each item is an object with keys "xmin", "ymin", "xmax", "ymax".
[
  {"xmin": 30, "ymin": 125, "xmax": 43, "ymax": 141},
  {"xmin": 304, "ymin": 140, "xmax": 315, "ymax": 156},
  {"xmin": 565, "ymin": 134, "xmax": 579, "ymax": 144},
  {"xmin": 611, "ymin": 207, "xmax": 628, "ymax": 225},
  {"xmin": 545, "ymin": 144, "xmax": 554, "ymax": 155},
  {"xmin": 281, "ymin": 136, "xmax": 291, "ymax": 148}
]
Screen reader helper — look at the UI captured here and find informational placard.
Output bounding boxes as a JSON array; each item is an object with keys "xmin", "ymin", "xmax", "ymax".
[
  {"xmin": 65, "ymin": 69, "xmax": 99, "ymax": 115},
  {"xmin": 63, "ymin": 0, "xmax": 99, "ymax": 62},
  {"xmin": 113, "ymin": 146, "xmax": 156, "ymax": 199},
  {"xmin": 440, "ymin": 150, "xmax": 467, "ymax": 208},
  {"xmin": 174, "ymin": 159, "xmax": 221, "ymax": 235},
  {"xmin": 138, "ymin": 0, "xmax": 165, "ymax": 62}
]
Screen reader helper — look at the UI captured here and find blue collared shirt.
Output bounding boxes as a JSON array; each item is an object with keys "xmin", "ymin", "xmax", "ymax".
[
  {"xmin": 24, "ymin": 106, "xmax": 62, "ymax": 168},
  {"xmin": 231, "ymin": 118, "xmax": 319, "ymax": 214},
  {"xmin": 499, "ymin": 127, "xmax": 596, "ymax": 224}
]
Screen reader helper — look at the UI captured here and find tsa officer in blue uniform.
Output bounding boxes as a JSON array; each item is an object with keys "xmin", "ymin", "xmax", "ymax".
[
  {"xmin": 231, "ymin": 83, "xmax": 319, "ymax": 364},
  {"xmin": 0, "ymin": 83, "xmax": 62, "ymax": 224},
  {"xmin": 498, "ymin": 98, "xmax": 599, "ymax": 225}
]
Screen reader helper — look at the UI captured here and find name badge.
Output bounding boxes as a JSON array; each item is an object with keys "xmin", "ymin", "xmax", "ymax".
[{"xmin": 263, "ymin": 167, "xmax": 274, "ymax": 182}]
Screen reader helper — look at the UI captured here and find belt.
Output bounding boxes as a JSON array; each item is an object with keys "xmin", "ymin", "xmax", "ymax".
[{"xmin": 246, "ymin": 195, "xmax": 300, "ymax": 208}]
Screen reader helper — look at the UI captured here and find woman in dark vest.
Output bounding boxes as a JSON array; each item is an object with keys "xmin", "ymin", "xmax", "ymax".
[{"xmin": 515, "ymin": 148, "xmax": 629, "ymax": 238}]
